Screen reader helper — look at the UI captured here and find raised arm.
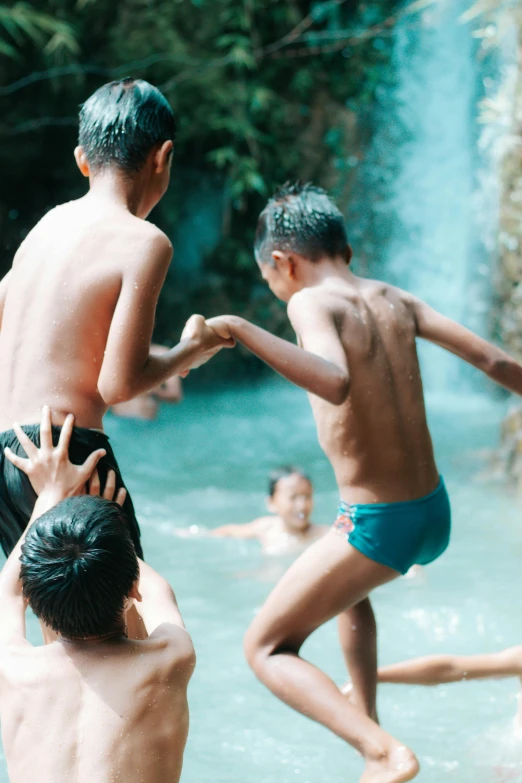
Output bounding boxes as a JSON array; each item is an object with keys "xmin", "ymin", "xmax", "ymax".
[
  {"xmin": 211, "ymin": 517, "xmax": 270, "ymax": 540},
  {"xmin": 413, "ymin": 297, "xmax": 522, "ymax": 395},
  {"xmin": 98, "ymin": 232, "xmax": 230, "ymax": 405},
  {"xmin": 207, "ymin": 293, "xmax": 349, "ymax": 406},
  {"xmin": 134, "ymin": 558, "xmax": 188, "ymax": 636},
  {"xmin": 0, "ymin": 408, "xmax": 107, "ymax": 647}
]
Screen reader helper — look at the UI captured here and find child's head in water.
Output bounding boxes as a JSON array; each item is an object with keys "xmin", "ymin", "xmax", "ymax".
[
  {"xmin": 74, "ymin": 78, "xmax": 176, "ymax": 215},
  {"xmin": 254, "ymin": 182, "xmax": 352, "ymax": 302},
  {"xmin": 267, "ymin": 466, "xmax": 313, "ymax": 533}
]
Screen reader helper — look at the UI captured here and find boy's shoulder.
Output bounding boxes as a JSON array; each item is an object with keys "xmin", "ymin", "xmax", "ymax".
[
  {"xmin": 141, "ymin": 626, "xmax": 196, "ymax": 676},
  {"xmin": 110, "ymin": 217, "xmax": 173, "ymax": 274},
  {"xmin": 115, "ymin": 213, "xmax": 172, "ymax": 251}
]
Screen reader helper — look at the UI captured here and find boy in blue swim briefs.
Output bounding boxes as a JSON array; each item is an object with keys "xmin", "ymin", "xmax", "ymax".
[{"xmin": 199, "ymin": 183, "xmax": 522, "ymax": 782}]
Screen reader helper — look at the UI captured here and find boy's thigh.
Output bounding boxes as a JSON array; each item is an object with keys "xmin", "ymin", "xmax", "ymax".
[{"xmin": 248, "ymin": 530, "xmax": 398, "ymax": 650}]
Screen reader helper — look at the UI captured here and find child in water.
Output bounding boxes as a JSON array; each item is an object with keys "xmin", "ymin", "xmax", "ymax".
[
  {"xmin": 211, "ymin": 466, "xmax": 325, "ymax": 554},
  {"xmin": 196, "ymin": 182, "xmax": 522, "ymax": 783}
]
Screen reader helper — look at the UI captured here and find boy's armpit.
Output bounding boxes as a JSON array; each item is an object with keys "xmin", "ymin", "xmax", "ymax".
[{"xmin": 287, "ymin": 291, "xmax": 348, "ymax": 373}]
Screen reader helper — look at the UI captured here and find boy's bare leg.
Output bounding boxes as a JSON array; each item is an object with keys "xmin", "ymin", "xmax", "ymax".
[
  {"xmin": 244, "ymin": 531, "xmax": 419, "ymax": 783},
  {"xmin": 338, "ymin": 598, "xmax": 379, "ymax": 722}
]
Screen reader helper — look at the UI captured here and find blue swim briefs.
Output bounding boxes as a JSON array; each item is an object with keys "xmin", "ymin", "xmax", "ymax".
[{"xmin": 332, "ymin": 477, "xmax": 451, "ymax": 575}]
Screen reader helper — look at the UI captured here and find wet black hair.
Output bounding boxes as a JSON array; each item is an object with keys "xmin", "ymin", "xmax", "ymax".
[
  {"xmin": 254, "ymin": 182, "xmax": 349, "ymax": 265},
  {"xmin": 20, "ymin": 496, "xmax": 139, "ymax": 639},
  {"xmin": 268, "ymin": 465, "xmax": 312, "ymax": 497},
  {"xmin": 78, "ymin": 77, "xmax": 176, "ymax": 174}
]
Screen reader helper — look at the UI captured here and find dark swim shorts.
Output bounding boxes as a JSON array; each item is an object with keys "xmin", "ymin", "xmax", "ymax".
[
  {"xmin": 332, "ymin": 477, "xmax": 451, "ymax": 575},
  {"xmin": 0, "ymin": 424, "xmax": 143, "ymax": 559}
]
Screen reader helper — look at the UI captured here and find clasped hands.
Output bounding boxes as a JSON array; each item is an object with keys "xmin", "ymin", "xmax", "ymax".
[{"xmin": 179, "ymin": 314, "xmax": 236, "ymax": 375}]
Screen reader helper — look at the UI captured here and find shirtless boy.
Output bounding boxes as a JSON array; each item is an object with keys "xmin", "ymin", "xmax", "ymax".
[
  {"xmin": 203, "ymin": 183, "xmax": 522, "ymax": 782},
  {"xmin": 212, "ymin": 465, "xmax": 325, "ymax": 554},
  {"xmin": 378, "ymin": 645, "xmax": 522, "ymax": 734},
  {"xmin": 0, "ymin": 77, "xmax": 227, "ymax": 559},
  {"xmin": 0, "ymin": 407, "xmax": 195, "ymax": 783}
]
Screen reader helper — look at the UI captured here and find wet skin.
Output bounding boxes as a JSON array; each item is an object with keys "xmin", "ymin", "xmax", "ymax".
[
  {"xmin": 0, "ymin": 629, "xmax": 194, "ymax": 783},
  {"xmin": 205, "ymin": 255, "xmax": 522, "ymax": 782},
  {"xmin": 0, "ymin": 177, "xmax": 225, "ymax": 433}
]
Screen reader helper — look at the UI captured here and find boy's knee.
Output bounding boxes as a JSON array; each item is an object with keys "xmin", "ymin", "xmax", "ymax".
[{"xmin": 243, "ymin": 625, "xmax": 264, "ymax": 671}]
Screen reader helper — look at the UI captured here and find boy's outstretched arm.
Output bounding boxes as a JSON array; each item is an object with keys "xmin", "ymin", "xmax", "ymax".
[
  {"xmin": 413, "ymin": 297, "xmax": 522, "ymax": 395},
  {"xmin": 211, "ymin": 518, "xmax": 270, "ymax": 539},
  {"xmin": 207, "ymin": 293, "xmax": 349, "ymax": 406},
  {"xmin": 98, "ymin": 233, "xmax": 231, "ymax": 405},
  {"xmin": 378, "ymin": 646, "xmax": 522, "ymax": 685}
]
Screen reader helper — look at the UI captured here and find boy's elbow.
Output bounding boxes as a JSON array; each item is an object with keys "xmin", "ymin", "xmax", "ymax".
[
  {"xmin": 484, "ymin": 354, "xmax": 518, "ymax": 382},
  {"xmin": 327, "ymin": 372, "xmax": 350, "ymax": 406},
  {"xmin": 98, "ymin": 376, "xmax": 135, "ymax": 407}
]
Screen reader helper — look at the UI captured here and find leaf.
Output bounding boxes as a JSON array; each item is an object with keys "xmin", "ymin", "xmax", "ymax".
[
  {"xmin": 0, "ymin": 3, "xmax": 78, "ymax": 58},
  {"xmin": 0, "ymin": 36, "xmax": 19, "ymax": 59},
  {"xmin": 44, "ymin": 31, "xmax": 80, "ymax": 58}
]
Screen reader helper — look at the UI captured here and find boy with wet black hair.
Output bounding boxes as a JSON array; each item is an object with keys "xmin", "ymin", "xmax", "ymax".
[
  {"xmin": 212, "ymin": 465, "xmax": 325, "ymax": 554},
  {"xmin": 202, "ymin": 182, "xmax": 522, "ymax": 782},
  {"xmin": 0, "ymin": 407, "xmax": 194, "ymax": 783},
  {"xmin": 0, "ymin": 77, "xmax": 229, "ymax": 561}
]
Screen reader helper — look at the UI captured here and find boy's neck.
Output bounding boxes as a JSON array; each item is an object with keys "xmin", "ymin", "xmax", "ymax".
[
  {"xmin": 86, "ymin": 169, "xmax": 150, "ymax": 218},
  {"xmin": 297, "ymin": 256, "xmax": 356, "ymax": 289},
  {"xmin": 280, "ymin": 516, "xmax": 311, "ymax": 536}
]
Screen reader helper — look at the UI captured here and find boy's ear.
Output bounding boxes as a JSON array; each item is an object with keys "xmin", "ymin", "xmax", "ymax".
[
  {"xmin": 271, "ymin": 250, "xmax": 296, "ymax": 280},
  {"xmin": 128, "ymin": 578, "xmax": 142, "ymax": 603},
  {"xmin": 155, "ymin": 140, "xmax": 174, "ymax": 173},
  {"xmin": 345, "ymin": 244, "xmax": 353, "ymax": 265},
  {"xmin": 74, "ymin": 146, "xmax": 90, "ymax": 178}
]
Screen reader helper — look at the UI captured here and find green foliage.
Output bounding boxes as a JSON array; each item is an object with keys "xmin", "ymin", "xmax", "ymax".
[
  {"xmin": 0, "ymin": 0, "xmax": 400, "ymax": 376},
  {"xmin": 0, "ymin": 3, "xmax": 78, "ymax": 60}
]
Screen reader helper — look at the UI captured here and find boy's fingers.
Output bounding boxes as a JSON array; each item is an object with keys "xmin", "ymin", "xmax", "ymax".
[
  {"xmin": 115, "ymin": 487, "xmax": 127, "ymax": 507},
  {"xmin": 181, "ymin": 314, "xmax": 204, "ymax": 341},
  {"xmin": 40, "ymin": 405, "xmax": 53, "ymax": 451},
  {"xmin": 12, "ymin": 422, "xmax": 38, "ymax": 459},
  {"xmin": 4, "ymin": 447, "xmax": 30, "ymax": 473},
  {"xmin": 82, "ymin": 449, "xmax": 106, "ymax": 484},
  {"xmin": 103, "ymin": 469, "xmax": 116, "ymax": 501},
  {"xmin": 89, "ymin": 468, "xmax": 101, "ymax": 496},
  {"xmin": 58, "ymin": 414, "xmax": 75, "ymax": 453}
]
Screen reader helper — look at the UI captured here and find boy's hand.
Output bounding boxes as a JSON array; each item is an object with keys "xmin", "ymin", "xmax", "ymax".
[
  {"xmin": 205, "ymin": 316, "xmax": 235, "ymax": 343},
  {"xmin": 180, "ymin": 314, "xmax": 235, "ymax": 374},
  {"xmin": 4, "ymin": 406, "xmax": 107, "ymax": 506}
]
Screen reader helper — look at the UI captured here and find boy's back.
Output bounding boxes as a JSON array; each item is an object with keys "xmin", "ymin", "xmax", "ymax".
[
  {"xmin": 0, "ymin": 628, "xmax": 193, "ymax": 782},
  {"xmin": 299, "ymin": 275, "xmax": 438, "ymax": 504},
  {"xmin": 0, "ymin": 197, "xmax": 168, "ymax": 432}
]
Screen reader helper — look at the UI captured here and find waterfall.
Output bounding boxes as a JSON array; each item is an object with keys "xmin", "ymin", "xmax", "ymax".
[{"xmin": 354, "ymin": 0, "xmax": 514, "ymax": 396}]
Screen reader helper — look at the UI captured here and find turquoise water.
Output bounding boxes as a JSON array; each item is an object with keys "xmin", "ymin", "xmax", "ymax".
[{"xmin": 1, "ymin": 381, "xmax": 522, "ymax": 782}]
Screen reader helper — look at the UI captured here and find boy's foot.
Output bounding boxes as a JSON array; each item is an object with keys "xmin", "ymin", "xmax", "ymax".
[{"xmin": 359, "ymin": 745, "xmax": 419, "ymax": 783}]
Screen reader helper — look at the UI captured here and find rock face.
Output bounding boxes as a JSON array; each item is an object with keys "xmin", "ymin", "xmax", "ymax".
[{"xmin": 498, "ymin": 19, "xmax": 522, "ymax": 482}]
